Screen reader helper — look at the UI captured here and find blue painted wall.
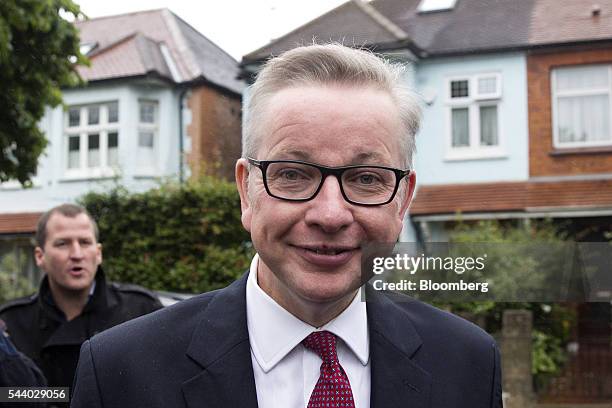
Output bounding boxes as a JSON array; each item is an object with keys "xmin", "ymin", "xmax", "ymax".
[{"xmin": 413, "ymin": 52, "xmax": 529, "ymax": 185}]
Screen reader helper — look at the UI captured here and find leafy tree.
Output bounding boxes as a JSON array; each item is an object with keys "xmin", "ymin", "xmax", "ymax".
[{"xmin": 0, "ymin": 0, "xmax": 86, "ymax": 185}]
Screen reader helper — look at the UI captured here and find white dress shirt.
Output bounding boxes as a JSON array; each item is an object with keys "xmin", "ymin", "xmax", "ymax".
[{"xmin": 246, "ymin": 254, "xmax": 371, "ymax": 408}]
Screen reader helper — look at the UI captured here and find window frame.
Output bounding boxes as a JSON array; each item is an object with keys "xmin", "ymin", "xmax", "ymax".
[
  {"xmin": 135, "ymin": 99, "xmax": 159, "ymax": 176},
  {"xmin": 445, "ymin": 73, "xmax": 505, "ymax": 161},
  {"xmin": 551, "ymin": 64, "xmax": 612, "ymax": 149},
  {"xmin": 63, "ymin": 102, "xmax": 120, "ymax": 179}
]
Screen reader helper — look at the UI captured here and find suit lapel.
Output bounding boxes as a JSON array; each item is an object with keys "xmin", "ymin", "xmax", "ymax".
[
  {"xmin": 181, "ymin": 274, "xmax": 258, "ymax": 408},
  {"xmin": 367, "ymin": 288, "xmax": 432, "ymax": 408}
]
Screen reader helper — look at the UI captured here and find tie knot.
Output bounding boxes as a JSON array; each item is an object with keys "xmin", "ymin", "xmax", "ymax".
[{"xmin": 302, "ymin": 330, "xmax": 338, "ymax": 365}]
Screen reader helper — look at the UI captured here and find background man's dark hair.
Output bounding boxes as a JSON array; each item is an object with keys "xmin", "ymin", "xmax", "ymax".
[{"xmin": 35, "ymin": 204, "xmax": 99, "ymax": 248}]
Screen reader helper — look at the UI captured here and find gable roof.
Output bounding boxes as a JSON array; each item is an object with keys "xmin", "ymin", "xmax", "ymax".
[
  {"xmin": 243, "ymin": 0, "xmax": 419, "ymax": 64},
  {"xmin": 76, "ymin": 9, "xmax": 243, "ymax": 94},
  {"xmin": 243, "ymin": 0, "xmax": 612, "ymax": 64},
  {"xmin": 372, "ymin": 0, "xmax": 535, "ymax": 56}
]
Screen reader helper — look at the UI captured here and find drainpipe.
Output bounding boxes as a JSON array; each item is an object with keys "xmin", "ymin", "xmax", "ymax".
[{"xmin": 178, "ymin": 87, "xmax": 188, "ymax": 184}]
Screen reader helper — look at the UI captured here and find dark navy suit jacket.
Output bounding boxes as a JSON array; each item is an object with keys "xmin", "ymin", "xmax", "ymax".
[{"xmin": 71, "ymin": 273, "xmax": 502, "ymax": 407}]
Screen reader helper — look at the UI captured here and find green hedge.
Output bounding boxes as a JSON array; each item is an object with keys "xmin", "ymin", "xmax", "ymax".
[{"xmin": 79, "ymin": 177, "xmax": 253, "ymax": 293}]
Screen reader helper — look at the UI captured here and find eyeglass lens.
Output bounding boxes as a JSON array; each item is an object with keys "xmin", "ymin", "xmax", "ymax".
[{"xmin": 264, "ymin": 162, "xmax": 397, "ymax": 204}]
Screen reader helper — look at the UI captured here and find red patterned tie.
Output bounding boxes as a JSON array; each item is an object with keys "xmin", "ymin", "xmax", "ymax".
[{"xmin": 302, "ymin": 330, "xmax": 356, "ymax": 408}]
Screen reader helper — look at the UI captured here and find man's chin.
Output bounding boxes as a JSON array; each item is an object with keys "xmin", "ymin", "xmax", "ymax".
[
  {"xmin": 296, "ymin": 279, "xmax": 361, "ymax": 306},
  {"xmin": 57, "ymin": 278, "xmax": 94, "ymax": 294}
]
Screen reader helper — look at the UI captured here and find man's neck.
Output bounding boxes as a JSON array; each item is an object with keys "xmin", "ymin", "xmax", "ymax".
[{"xmin": 48, "ymin": 282, "xmax": 91, "ymax": 321}]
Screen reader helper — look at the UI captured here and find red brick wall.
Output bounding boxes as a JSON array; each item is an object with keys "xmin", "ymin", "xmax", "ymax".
[
  {"xmin": 528, "ymin": 47, "xmax": 612, "ymax": 177},
  {"xmin": 186, "ymin": 85, "xmax": 242, "ymax": 180}
]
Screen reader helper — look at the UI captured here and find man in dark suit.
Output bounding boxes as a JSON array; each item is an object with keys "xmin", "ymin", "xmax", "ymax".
[
  {"xmin": 0, "ymin": 203, "xmax": 162, "ymax": 405},
  {"xmin": 71, "ymin": 43, "xmax": 502, "ymax": 408}
]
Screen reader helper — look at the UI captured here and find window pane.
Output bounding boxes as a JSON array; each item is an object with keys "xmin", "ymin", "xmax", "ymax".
[
  {"xmin": 478, "ymin": 77, "xmax": 497, "ymax": 95},
  {"xmin": 108, "ymin": 132, "xmax": 118, "ymax": 148},
  {"xmin": 451, "ymin": 108, "xmax": 469, "ymax": 147},
  {"xmin": 451, "ymin": 80, "xmax": 469, "ymax": 98},
  {"xmin": 138, "ymin": 132, "xmax": 154, "ymax": 148},
  {"xmin": 68, "ymin": 108, "xmax": 80, "ymax": 127},
  {"xmin": 480, "ymin": 106, "xmax": 498, "ymax": 146},
  {"xmin": 108, "ymin": 102, "xmax": 119, "ymax": 123},
  {"xmin": 139, "ymin": 102, "xmax": 156, "ymax": 123},
  {"xmin": 108, "ymin": 132, "xmax": 119, "ymax": 166},
  {"xmin": 88, "ymin": 106, "xmax": 99, "ymax": 125},
  {"xmin": 88, "ymin": 133, "xmax": 100, "ymax": 167},
  {"xmin": 419, "ymin": 0, "xmax": 456, "ymax": 12},
  {"xmin": 556, "ymin": 65, "xmax": 609, "ymax": 92},
  {"xmin": 68, "ymin": 136, "xmax": 80, "ymax": 169},
  {"xmin": 558, "ymin": 95, "xmax": 610, "ymax": 143},
  {"xmin": 138, "ymin": 132, "xmax": 155, "ymax": 168}
]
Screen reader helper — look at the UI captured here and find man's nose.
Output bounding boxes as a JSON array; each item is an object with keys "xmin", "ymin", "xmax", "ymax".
[
  {"xmin": 69, "ymin": 242, "xmax": 84, "ymax": 259},
  {"xmin": 304, "ymin": 175, "xmax": 354, "ymax": 233}
]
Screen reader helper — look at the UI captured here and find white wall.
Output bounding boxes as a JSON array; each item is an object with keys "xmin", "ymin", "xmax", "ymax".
[{"xmin": 0, "ymin": 81, "xmax": 184, "ymax": 213}]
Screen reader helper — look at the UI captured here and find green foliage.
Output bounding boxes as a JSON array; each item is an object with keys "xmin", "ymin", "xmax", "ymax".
[
  {"xmin": 441, "ymin": 220, "xmax": 575, "ymax": 378},
  {"xmin": 79, "ymin": 177, "xmax": 253, "ymax": 293},
  {"xmin": 0, "ymin": 0, "xmax": 87, "ymax": 185},
  {"xmin": 0, "ymin": 253, "xmax": 35, "ymax": 303}
]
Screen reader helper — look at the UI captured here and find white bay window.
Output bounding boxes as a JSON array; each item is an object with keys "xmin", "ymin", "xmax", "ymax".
[{"xmin": 64, "ymin": 102, "xmax": 119, "ymax": 178}]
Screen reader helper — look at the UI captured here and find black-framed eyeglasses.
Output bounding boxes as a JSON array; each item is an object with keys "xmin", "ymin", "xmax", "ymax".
[{"xmin": 248, "ymin": 158, "xmax": 411, "ymax": 206}]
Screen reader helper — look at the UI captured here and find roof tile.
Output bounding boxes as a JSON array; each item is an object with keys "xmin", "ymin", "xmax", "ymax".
[
  {"xmin": 0, "ymin": 213, "xmax": 41, "ymax": 234},
  {"xmin": 409, "ymin": 180, "xmax": 612, "ymax": 216}
]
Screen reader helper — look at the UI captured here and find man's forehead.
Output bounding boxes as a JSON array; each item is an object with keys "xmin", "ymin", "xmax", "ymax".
[{"xmin": 46, "ymin": 213, "xmax": 95, "ymax": 236}]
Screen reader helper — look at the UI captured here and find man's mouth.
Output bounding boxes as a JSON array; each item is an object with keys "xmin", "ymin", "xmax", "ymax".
[
  {"xmin": 304, "ymin": 247, "xmax": 354, "ymax": 256},
  {"xmin": 292, "ymin": 244, "xmax": 359, "ymax": 267}
]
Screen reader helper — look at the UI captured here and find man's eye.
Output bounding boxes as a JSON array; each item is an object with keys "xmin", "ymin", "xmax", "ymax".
[
  {"xmin": 281, "ymin": 170, "xmax": 301, "ymax": 180},
  {"xmin": 353, "ymin": 173, "xmax": 382, "ymax": 185},
  {"xmin": 273, "ymin": 168, "xmax": 311, "ymax": 181},
  {"xmin": 358, "ymin": 174, "xmax": 377, "ymax": 184}
]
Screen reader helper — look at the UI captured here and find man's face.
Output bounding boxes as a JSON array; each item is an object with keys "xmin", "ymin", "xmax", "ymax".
[
  {"xmin": 237, "ymin": 84, "xmax": 416, "ymax": 315},
  {"xmin": 35, "ymin": 213, "xmax": 102, "ymax": 294}
]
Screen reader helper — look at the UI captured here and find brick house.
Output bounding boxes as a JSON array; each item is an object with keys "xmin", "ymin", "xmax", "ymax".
[{"xmin": 0, "ymin": 8, "xmax": 243, "ymax": 285}]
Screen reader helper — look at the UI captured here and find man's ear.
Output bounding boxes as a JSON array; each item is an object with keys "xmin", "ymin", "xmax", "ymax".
[
  {"xmin": 34, "ymin": 247, "xmax": 44, "ymax": 268},
  {"xmin": 398, "ymin": 171, "xmax": 416, "ymax": 220},
  {"xmin": 96, "ymin": 243, "xmax": 103, "ymax": 266},
  {"xmin": 235, "ymin": 158, "xmax": 252, "ymax": 232}
]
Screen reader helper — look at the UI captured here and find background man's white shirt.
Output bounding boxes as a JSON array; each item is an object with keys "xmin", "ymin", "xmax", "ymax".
[{"xmin": 246, "ymin": 254, "xmax": 371, "ymax": 408}]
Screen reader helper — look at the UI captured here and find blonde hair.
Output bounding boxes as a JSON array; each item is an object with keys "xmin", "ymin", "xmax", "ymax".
[{"xmin": 243, "ymin": 43, "xmax": 421, "ymax": 168}]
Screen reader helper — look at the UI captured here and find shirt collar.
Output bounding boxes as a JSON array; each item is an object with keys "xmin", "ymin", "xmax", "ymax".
[{"xmin": 246, "ymin": 254, "xmax": 369, "ymax": 373}]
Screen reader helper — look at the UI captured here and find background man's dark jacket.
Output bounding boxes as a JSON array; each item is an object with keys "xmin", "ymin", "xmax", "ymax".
[
  {"xmin": 0, "ymin": 268, "xmax": 162, "ymax": 391},
  {"xmin": 71, "ymin": 273, "xmax": 502, "ymax": 407}
]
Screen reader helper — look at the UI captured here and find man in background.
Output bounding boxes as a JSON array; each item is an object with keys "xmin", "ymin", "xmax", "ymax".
[{"xmin": 0, "ymin": 204, "xmax": 162, "ymax": 394}]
